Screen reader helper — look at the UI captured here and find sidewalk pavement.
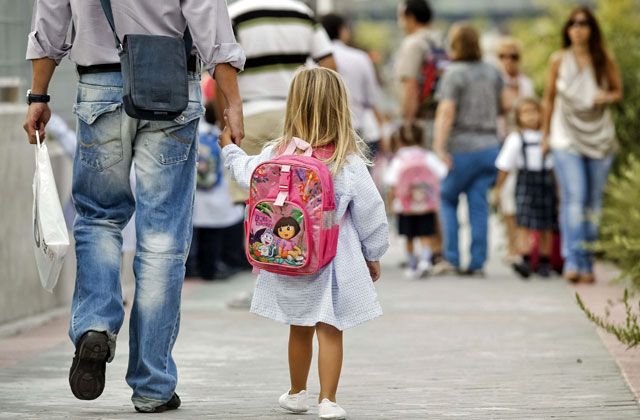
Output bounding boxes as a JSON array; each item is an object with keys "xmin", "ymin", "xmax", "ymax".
[{"xmin": 1, "ymin": 232, "xmax": 639, "ymax": 419}]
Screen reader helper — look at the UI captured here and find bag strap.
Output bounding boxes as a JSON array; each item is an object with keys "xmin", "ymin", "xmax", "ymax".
[
  {"xmin": 282, "ymin": 137, "xmax": 313, "ymax": 157},
  {"xmin": 99, "ymin": 0, "xmax": 193, "ymax": 57}
]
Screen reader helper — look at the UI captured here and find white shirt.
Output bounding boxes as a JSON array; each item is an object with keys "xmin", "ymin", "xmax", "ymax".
[
  {"xmin": 229, "ymin": 0, "xmax": 333, "ymax": 117},
  {"xmin": 361, "ymin": 109, "xmax": 382, "ymax": 143},
  {"xmin": 331, "ymin": 40, "xmax": 380, "ymax": 131},
  {"xmin": 495, "ymin": 129, "xmax": 553, "ymax": 172}
]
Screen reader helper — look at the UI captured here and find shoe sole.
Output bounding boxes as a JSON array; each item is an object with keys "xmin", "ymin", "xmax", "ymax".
[
  {"xmin": 319, "ymin": 413, "xmax": 346, "ymax": 419},
  {"xmin": 135, "ymin": 405, "xmax": 179, "ymax": 414},
  {"xmin": 69, "ymin": 333, "xmax": 109, "ymax": 400},
  {"xmin": 135, "ymin": 394, "xmax": 181, "ymax": 413},
  {"xmin": 279, "ymin": 401, "xmax": 309, "ymax": 413}
]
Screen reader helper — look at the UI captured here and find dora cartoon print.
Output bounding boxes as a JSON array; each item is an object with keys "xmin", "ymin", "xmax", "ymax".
[
  {"xmin": 248, "ymin": 203, "xmax": 307, "ymax": 267},
  {"xmin": 274, "ymin": 216, "xmax": 304, "ymax": 261}
]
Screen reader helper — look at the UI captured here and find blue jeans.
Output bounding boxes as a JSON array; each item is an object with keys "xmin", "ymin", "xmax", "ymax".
[
  {"xmin": 440, "ymin": 146, "xmax": 499, "ymax": 270},
  {"xmin": 69, "ymin": 71, "xmax": 203, "ymax": 409},
  {"xmin": 552, "ymin": 149, "xmax": 613, "ymax": 274}
]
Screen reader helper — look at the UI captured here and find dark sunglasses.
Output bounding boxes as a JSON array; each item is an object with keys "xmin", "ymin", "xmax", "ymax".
[
  {"xmin": 568, "ymin": 19, "xmax": 590, "ymax": 28},
  {"xmin": 499, "ymin": 53, "xmax": 520, "ymax": 61}
]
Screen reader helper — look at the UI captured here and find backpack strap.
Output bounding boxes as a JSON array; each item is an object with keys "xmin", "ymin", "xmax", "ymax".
[
  {"xmin": 519, "ymin": 131, "xmax": 548, "ymax": 171},
  {"xmin": 99, "ymin": 0, "xmax": 192, "ymax": 57},
  {"xmin": 282, "ymin": 137, "xmax": 313, "ymax": 157}
]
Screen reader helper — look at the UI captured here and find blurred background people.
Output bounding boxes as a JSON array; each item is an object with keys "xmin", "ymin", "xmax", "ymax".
[
  {"xmin": 187, "ymin": 77, "xmax": 248, "ymax": 281},
  {"xmin": 542, "ymin": 6, "xmax": 622, "ymax": 284},
  {"xmin": 433, "ymin": 23, "xmax": 505, "ymax": 276},
  {"xmin": 319, "ymin": 12, "xmax": 383, "ymax": 159},
  {"xmin": 384, "ymin": 123, "xmax": 447, "ymax": 279},
  {"xmin": 495, "ymin": 98, "xmax": 557, "ymax": 279},
  {"xmin": 495, "ymin": 37, "xmax": 535, "ymax": 264}
]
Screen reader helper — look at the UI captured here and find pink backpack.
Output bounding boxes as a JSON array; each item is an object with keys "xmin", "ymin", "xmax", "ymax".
[
  {"xmin": 394, "ymin": 150, "xmax": 440, "ymax": 214},
  {"xmin": 245, "ymin": 138, "xmax": 339, "ymax": 276}
]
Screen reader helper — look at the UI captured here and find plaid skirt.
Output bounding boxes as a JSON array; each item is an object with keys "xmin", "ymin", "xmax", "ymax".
[{"xmin": 515, "ymin": 169, "xmax": 558, "ymax": 231}]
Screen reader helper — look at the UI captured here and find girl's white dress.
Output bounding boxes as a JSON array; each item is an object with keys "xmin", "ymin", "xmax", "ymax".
[{"xmin": 222, "ymin": 144, "xmax": 389, "ymax": 330}]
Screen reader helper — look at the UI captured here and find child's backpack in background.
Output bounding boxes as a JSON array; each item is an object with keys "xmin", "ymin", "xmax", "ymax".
[
  {"xmin": 197, "ymin": 131, "xmax": 222, "ymax": 190},
  {"xmin": 394, "ymin": 150, "xmax": 440, "ymax": 214},
  {"xmin": 245, "ymin": 137, "xmax": 339, "ymax": 276},
  {"xmin": 418, "ymin": 37, "xmax": 449, "ymax": 119}
]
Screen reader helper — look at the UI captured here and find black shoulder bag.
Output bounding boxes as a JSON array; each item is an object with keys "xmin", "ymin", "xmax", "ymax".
[{"xmin": 99, "ymin": 0, "xmax": 193, "ymax": 121}]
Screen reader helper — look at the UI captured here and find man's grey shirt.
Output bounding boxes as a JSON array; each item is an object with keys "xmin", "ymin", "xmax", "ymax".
[{"xmin": 27, "ymin": 0, "xmax": 245, "ymax": 73}]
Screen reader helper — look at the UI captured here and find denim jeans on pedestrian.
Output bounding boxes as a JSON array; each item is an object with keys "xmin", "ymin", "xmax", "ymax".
[
  {"xmin": 552, "ymin": 149, "xmax": 613, "ymax": 274},
  {"xmin": 68, "ymin": 71, "xmax": 203, "ymax": 410},
  {"xmin": 440, "ymin": 146, "xmax": 499, "ymax": 271}
]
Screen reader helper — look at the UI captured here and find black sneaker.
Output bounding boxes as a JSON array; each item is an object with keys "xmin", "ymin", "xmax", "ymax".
[
  {"xmin": 135, "ymin": 393, "xmax": 182, "ymax": 413},
  {"xmin": 512, "ymin": 261, "xmax": 532, "ymax": 279},
  {"xmin": 537, "ymin": 262, "xmax": 552, "ymax": 278},
  {"xmin": 69, "ymin": 331, "xmax": 110, "ymax": 400},
  {"xmin": 458, "ymin": 268, "xmax": 485, "ymax": 278}
]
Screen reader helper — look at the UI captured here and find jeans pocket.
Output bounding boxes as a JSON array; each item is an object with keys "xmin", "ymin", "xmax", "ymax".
[
  {"xmin": 146, "ymin": 102, "xmax": 204, "ymax": 165},
  {"xmin": 74, "ymin": 101, "xmax": 123, "ymax": 171}
]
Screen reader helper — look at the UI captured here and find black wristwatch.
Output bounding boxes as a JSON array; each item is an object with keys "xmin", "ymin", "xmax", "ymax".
[{"xmin": 26, "ymin": 89, "xmax": 50, "ymax": 105}]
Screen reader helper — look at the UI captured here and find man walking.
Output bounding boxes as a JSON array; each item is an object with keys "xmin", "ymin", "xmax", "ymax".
[
  {"xmin": 395, "ymin": 0, "xmax": 440, "ymax": 128},
  {"xmin": 24, "ymin": 0, "xmax": 245, "ymax": 413},
  {"xmin": 320, "ymin": 13, "xmax": 382, "ymax": 157}
]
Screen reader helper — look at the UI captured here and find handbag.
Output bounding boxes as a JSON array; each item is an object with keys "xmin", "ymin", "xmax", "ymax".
[
  {"xmin": 99, "ymin": 0, "xmax": 193, "ymax": 121},
  {"xmin": 32, "ymin": 131, "xmax": 70, "ymax": 292}
]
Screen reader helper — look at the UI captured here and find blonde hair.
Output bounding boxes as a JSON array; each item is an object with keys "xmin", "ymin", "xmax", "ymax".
[
  {"xmin": 272, "ymin": 67, "xmax": 368, "ymax": 174},
  {"xmin": 496, "ymin": 37, "xmax": 522, "ymax": 56},
  {"xmin": 449, "ymin": 22, "xmax": 482, "ymax": 62}
]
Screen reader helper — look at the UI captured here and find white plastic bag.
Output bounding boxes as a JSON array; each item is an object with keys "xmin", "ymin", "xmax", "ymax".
[{"xmin": 32, "ymin": 131, "xmax": 70, "ymax": 292}]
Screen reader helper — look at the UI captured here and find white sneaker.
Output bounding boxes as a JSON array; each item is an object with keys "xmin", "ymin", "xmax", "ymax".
[
  {"xmin": 403, "ymin": 267, "xmax": 419, "ymax": 279},
  {"xmin": 278, "ymin": 390, "xmax": 309, "ymax": 413},
  {"xmin": 318, "ymin": 398, "xmax": 347, "ymax": 419},
  {"xmin": 416, "ymin": 259, "xmax": 432, "ymax": 278},
  {"xmin": 431, "ymin": 260, "xmax": 457, "ymax": 276}
]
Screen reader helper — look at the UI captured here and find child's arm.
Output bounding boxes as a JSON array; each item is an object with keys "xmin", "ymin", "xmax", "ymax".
[
  {"xmin": 220, "ymin": 126, "xmax": 273, "ymax": 189},
  {"xmin": 348, "ymin": 158, "xmax": 390, "ymax": 264},
  {"xmin": 495, "ymin": 170, "xmax": 509, "ymax": 191}
]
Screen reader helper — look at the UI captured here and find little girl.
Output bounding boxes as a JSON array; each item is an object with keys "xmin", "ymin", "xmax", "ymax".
[
  {"xmin": 220, "ymin": 68, "xmax": 389, "ymax": 419},
  {"xmin": 384, "ymin": 123, "xmax": 448, "ymax": 278},
  {"xmin": 495, "ymin": 97, "xmax": 558, "ymax": 278}
]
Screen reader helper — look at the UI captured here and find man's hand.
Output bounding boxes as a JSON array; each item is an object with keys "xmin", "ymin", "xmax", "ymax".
[
  {"xmin": 223, "ymin": 106, "xmax": 244, "ymax": 146},
  {"xmin": 23, "ymin": 103, "xmax": 51, "ymax": 144},
  {"xmin": 366, "ymin": 261, "xmax": 381, "ymax": 282},
  {"xmin": 218, "ymin": 124, "xmax": 234, "ymax": 149}
]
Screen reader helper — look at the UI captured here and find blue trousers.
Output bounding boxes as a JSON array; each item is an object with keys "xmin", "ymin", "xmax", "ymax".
[
  {"xmin": 552, "ymin": 149, "xmax": 613, "ymax": 274},
  {"xmin": 440, "ymin": 146, "xmax": 499, "ymax": 270},
  {"xmin": 69, "ymin": 71, "xmax": 203, "ymax": 410}
]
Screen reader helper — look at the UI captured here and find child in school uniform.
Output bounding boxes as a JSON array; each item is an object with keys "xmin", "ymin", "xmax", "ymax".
[
  {"xmin": 219, "ymin": 67, "xmax": 389, "ymax": 420},
  {"xmin": 495, "ymin": 97, "xmax": 558, "ymax": 278},
  {"xmin": 384, "ymin": 123, "xmax": 448, "ymax": 278}
]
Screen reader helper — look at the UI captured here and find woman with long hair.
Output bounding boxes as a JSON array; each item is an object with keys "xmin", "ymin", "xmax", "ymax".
[
  {"xmin": 433, "ymin": 23, "xmax": 505, "ymax": 276},
  {"xmin": 542, "ymin": 6, "xmax": 623, "ymax": 284}
]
